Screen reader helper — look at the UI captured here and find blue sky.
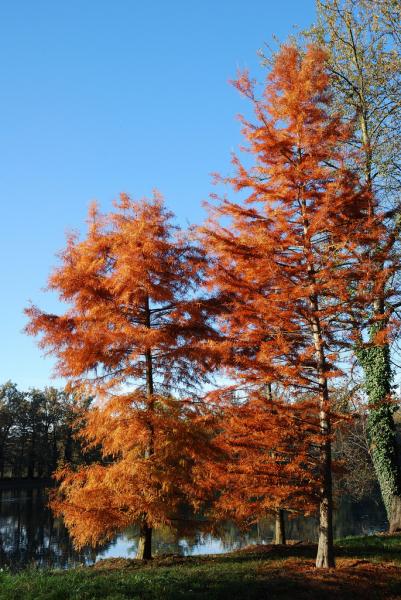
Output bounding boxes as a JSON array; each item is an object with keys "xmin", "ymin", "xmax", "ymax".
[{"xmin": 0, "ymin": 0, "xmax": 316, "ymax": 390}]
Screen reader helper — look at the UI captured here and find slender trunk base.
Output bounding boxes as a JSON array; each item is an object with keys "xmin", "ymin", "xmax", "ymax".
[
  {"xmin": 136, "ymin": 522, "xmax": 152, "ymax": 560},
  {"xmin": 316, "ymin": 495, "xmax": 335, "ymax": 568},
  {"xmin": 274, "ymin": 509, "xmax": 286, "ymax": 545},
  {"xmin": 316, "ymin": 425, "xmax": 335, "ymax": 568}
]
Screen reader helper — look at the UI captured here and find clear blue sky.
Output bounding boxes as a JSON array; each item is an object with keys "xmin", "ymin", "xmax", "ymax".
[{"xmin": 1, "ymin": 0, "xmax": 316, "ymax": 390}]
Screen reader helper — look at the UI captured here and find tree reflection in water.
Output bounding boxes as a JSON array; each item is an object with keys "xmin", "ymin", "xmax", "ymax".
[
  {"xmin": 0, "ymin": 488, "xmax": 102, "ymax": 570},
  {"xmin": 0, "ymin": 485, "xmax": 388, "ymax": 570}
]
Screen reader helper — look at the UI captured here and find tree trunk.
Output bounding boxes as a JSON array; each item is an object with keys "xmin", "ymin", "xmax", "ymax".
[
  {"xmin": 316, "ymin": 432, "xmax": 335, "ymax": 568},
  {"xmin": 136, "ymin": 295, "xmax": 155, "ymax": 560},
  {"xmin": 314, "ymin": 355, "xmax": 335, "ymax": 568},
  {"xmin": 309, "ymin": 294, "xmax": 335, "ymax": 567},
  {"xmin": 359, "ymin": 320, "xmax": 401, "ymax": 531},
  {"xmin": 136, "ymin": 521, "xmax": 152, "ymax": 560},
  {"xmin": 303, "ymin": 197, "xmax": 335, "ymax": 568},
  {"xmin": 390, "ymin": 496, "xmax": 401, "ymax": 533},
  {"xmin": 267, "ymin": 388, "xmax": 287, "ymax": 546},
  {"xmin": 274, "ymin": 509, "xmax": 286, "ymax": 545}
]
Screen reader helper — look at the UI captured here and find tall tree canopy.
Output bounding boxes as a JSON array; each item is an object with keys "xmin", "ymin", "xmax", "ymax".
[
  {"xmin": 25, "ymin": 194, "xmax": 217, "ymax": 559},
  {"xmin": 202, "ymin": 45, "xmax": 386, "ymax": 568},
  {"xmin": 308, "ymin": 0, "xmax": 401, "ymax": 533}
]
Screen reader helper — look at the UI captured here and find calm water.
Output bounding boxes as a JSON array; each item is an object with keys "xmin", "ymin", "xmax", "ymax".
[{"xmin": 0, "ymin": 486, "xmax": 387, "ymax": 570}]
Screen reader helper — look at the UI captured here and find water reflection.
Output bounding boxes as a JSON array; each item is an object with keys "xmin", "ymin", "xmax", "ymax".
[
  {"xmin": 0, "ymin": 486, "xmax": 388, "ymax": 570},
  {"xmin": 0, "ymin": 488, "xmax": 101, "ymax": 570}
]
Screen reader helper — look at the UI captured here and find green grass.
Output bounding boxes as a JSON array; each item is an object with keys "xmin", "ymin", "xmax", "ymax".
[
  {"xmin": 337, "ymin": 533, "xmax": 401, "ymax": 562},
  {"xmin": 1, "ymin": 536, "xmax": 401, "ymax": 600}
]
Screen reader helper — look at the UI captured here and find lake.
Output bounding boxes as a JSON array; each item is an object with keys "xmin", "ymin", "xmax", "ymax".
[{"xmin": 0, "ymin": 485, "xmax": 387, "ymax": 570}]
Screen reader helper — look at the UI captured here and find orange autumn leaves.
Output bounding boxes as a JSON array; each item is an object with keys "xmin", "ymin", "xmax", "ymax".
[
  {"xmin": 207, "ymin": 392, "xmax": 321, "ymax": 526},
  {"xmin": 201, "ymin": 45, "xmax": 387, "ymax": 567},
  {"xmin": 25, "ymin": 45, "xmax": 389, "ymax": 559},
  {"xmin": 26, "ymin": 194, "xmax": 219, "ymax": 550},
  {"xmin": 26, "ymin": 194, "xmax": 214, "ymax": 396},
  {"xmin": 51, "ymin": 394, "xmax": 217, "ymax": 548},
  {"xmin": 203, "ymin": 45, "xmax": 384, "ymax": 395}
]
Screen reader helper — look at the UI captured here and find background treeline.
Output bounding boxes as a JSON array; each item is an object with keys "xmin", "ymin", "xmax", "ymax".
[
  {"xmin": 0, "ymin": 382, "xmax": 91, "ymax": 479},
  {"xmin": 0, "ymin": 380, "xmax": 384, "ymax": 499}
]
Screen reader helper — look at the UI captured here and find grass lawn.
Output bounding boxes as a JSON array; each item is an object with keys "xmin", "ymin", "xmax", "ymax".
[{"xmin": 1, "ymin": 535, "xmax": 401, "ymax": 600}]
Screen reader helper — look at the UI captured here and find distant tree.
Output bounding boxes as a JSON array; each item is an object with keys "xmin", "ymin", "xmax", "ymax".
[
  {"xmin": 202, "ymin": 45, "xmax": 385, "ymax": 567},
  {"xmin": 0, "ymin": 383, "xmax": 89, "ymax": 479},
  {"xmin": 25, "ymin": 388, "xmax": 91, "ymax": 478},
  {"xmin": 0, "ymin": 382, "xmax": 25, "ymax": 478},
  {"xmin": 25, "ymin": 194, "xmax": 217, "ymax": 560},
  {"xmin": 25, "ymin": 389, "xmax": 43, "ymax": 479}
]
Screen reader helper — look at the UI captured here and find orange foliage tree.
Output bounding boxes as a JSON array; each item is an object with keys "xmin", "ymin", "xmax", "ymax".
[
  {"xmin": 202, "ymin": 45, "xmax": 386, "ymax": 568},
  {"xmin": 25, "ymin": 193, "xmax": 217, "ymax": 559}
]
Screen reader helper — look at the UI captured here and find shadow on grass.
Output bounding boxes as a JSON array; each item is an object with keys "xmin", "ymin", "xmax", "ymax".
[{"xmin": 4, "ymin": 560, "xmax": 400, "ymax": 600}]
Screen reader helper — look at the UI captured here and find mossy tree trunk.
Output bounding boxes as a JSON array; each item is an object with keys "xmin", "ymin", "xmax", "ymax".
[{"xmin": 358, "ymin": 315, "xmax": 401, "ymax": 532}]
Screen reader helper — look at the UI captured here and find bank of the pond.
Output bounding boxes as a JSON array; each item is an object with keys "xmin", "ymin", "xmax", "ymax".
[{"xmin": 1, "ymin": 535, "xmax": 401, "ymax": 600}]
